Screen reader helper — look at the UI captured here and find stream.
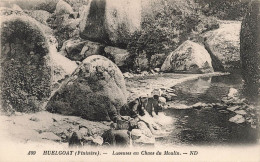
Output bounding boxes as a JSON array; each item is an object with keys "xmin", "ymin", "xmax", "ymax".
[{"xmin": 158, "ymin": 73, "xmax": 259, "ymax": 146}]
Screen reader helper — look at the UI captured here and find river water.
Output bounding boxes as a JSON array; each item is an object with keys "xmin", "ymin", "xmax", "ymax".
[{"xmin": 158, "ymin": 73, "xmax": 259, "ymax": 146}]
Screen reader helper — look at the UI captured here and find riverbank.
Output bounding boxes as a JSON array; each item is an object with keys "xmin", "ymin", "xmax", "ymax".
[{"xmin": 0, "ymin": 72, "xmax": 228, "ymax": 147}]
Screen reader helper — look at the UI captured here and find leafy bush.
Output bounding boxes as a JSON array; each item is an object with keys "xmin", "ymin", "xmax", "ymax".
[
  {"xmin": 195, "ymin": 0, "xmax": 249, "ymax": 20},
  {"xmin": 34, "ymin": 0, "xmax": 58, "ymax": 13},
  {"xmin": 127, "ymin": 0, "xmax": 219, "ymax": 70}
]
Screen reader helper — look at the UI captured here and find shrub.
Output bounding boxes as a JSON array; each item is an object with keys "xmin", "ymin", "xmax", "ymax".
[
  {"xmin": 34, "ymin": 0, "xmax": 58, "ymax": 13},
  {"xmin": 195, "ymin": 0, "xmax": 249, "ymax": 20}
]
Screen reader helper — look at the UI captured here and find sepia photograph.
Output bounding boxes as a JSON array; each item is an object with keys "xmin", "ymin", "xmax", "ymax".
[{"xmin": 0, "ymin": 0, "xmax": 259, "ymax": 161}]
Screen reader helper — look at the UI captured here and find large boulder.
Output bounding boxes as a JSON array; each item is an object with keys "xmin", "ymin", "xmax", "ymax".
[
  {"xmin": 240, "ymin": 0, "xmax": 260, "ymax": 98},
  {"xmin": 0, "ymin": 15, "xmax": 52, "ymax": 112},
  {"xmin": 46, "ymin": 55, "xmax": 127, "ymax": 121},
  {"xmin": 204, "ymin": 21, "xmax": 241, "ymax": 71},
  {"xmin": 161, "ymin": 40, "xmax": 214, "ymax": 73},
  {"xmin": 60, "ymin": 39, "xmax": 105, "ymax": 61},
  {"xmin": 79, "ymin": 0, "xmax": 109, "ymax": 44},
  {"xmin": 0, "ymin": 8, "xmax": 53, "ymax": 36},
  {"xmin": 55, "ymin": 0, "xmax": 73, "ymax": 15},
  {"xmin": 79, "ymin": 0, "xmax": 141, "ymax": 47},
  {"xmin": 104, "ymin": 0, "xmax": 141, "ymax": 46}
]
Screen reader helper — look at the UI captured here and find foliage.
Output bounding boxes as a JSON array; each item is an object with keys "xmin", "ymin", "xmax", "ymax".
[
  {"xmin": 34, "ymin": 0, "xmax": 57, "ymax": 13},
  {"xmin": 126, "ymin": 0, "xmax": 219, "ymax": 70},
  {"xmin": 195, "ymin": 0, "xmax": 249, "ymax": 20}
]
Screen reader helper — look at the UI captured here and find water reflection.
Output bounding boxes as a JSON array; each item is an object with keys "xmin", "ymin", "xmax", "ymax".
[
  {"xmin": 170, "ymin": 73, "xmax": 244, "ymax": 105},
  {"xmin": 161, "ymin": 108, "xmax": 258, "ymax": 145},
  {"xmin": 178, "ymin": 77, "xmax": 212, "ymax": 95},
  {"xmin": 159, "ymin": 73, "xmax": 259, "ymax": 145}
]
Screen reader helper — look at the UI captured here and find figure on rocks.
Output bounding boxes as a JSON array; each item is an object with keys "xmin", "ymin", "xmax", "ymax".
[
  {"xmin": 121, "ymin": 92, "xmax": 165, "ymax": 119},
  {"xmin": 120, "ymin": 90, "xmax": 168, "ymax": 136},
  {"xmin": 68, "ymin": 132, "xmax": 82, "ymax": 147}
]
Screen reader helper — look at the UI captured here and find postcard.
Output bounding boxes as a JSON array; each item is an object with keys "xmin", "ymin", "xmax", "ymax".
[{"xmin": 0, "ymin": 0, "xmax": 259, "ymax": 161}]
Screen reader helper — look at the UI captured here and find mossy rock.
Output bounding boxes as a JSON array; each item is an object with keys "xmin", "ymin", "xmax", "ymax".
[
  {"xmin": 46, "ymin": 55, "xmax": 127, "ymax": 121},
  {"xmin": 240, "ymin": 0, "xmax": 260, "ymax": 98},
  {"xmin": 0, "ymin": 15, "xmax": 52, "ymax": 112}
]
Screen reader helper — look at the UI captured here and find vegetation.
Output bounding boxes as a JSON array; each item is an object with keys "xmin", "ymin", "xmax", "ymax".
[
  {"xmin": 1, "ymin": 18, "xmax": 51, "ymax": 112},
  {"xmin": 126, "ymin": 0, "xmax": 219, "ymax": 70},
  {"xmin": 195, "ymin": 0, "xmax": 249, "ymax": 20}
]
